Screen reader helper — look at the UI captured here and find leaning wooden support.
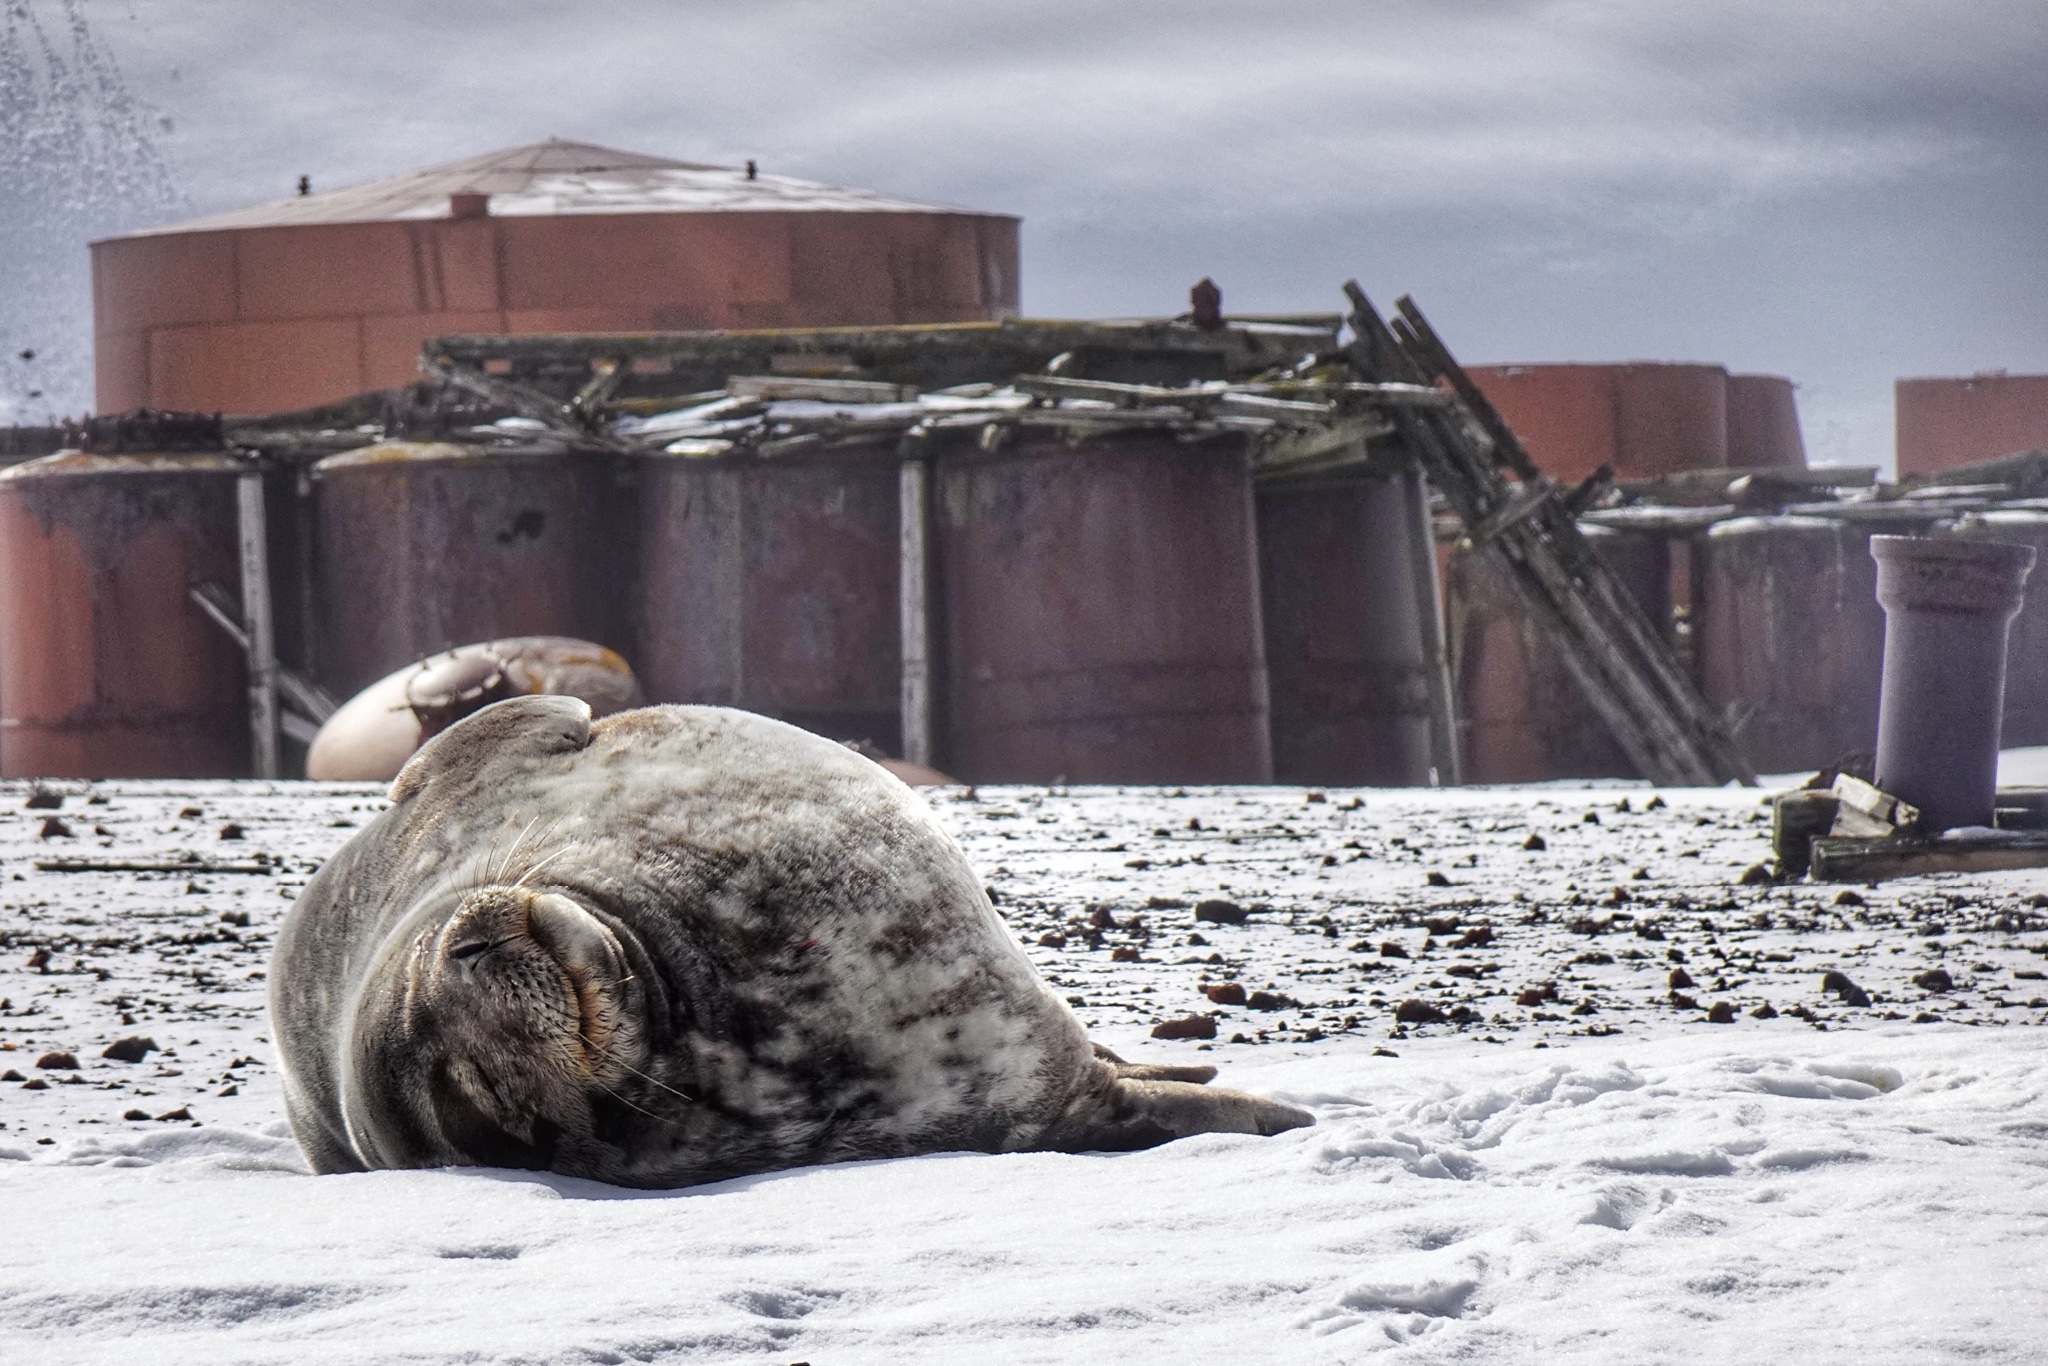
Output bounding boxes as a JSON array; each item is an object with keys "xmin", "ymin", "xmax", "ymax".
[
  {"xmin": 1341, "ymin": 282, "xmax": 1754, "ymax": 787},
  {"xmin": 189, "ymin": 582, "xmax": 337, "ymax": 743}
]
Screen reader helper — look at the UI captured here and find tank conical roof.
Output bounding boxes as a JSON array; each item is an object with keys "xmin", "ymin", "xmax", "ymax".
[{"xmin": 116, "ymin": 138, "xmax": 991, "ymax": 237}]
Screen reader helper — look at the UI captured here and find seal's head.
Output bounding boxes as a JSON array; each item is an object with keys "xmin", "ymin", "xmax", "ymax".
[{"xmin": 341, "ymin": 883, "xmax": 661, "ymax": 1175}]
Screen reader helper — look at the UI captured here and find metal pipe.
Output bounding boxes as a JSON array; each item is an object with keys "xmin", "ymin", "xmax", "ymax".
[
  {"xmin": 1401, "ymin": 465, "xmax": 1461, "ymax": 785},
  {"xmin": 899, "ymin": 457, "xmax": 934, "ymax": 767},
  {"xmin": 236, "ymin": 469, "xmax": 280, "ymax": 779},
  {"xmin": 1870, "ymin": 533, "xmax": 2035, "ymax": 832}
]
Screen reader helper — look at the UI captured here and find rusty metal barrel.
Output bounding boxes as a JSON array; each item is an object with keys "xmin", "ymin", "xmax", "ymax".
[
  {"xmin": 1256, "ymin": 473, "xmax": 1430, "ymax": 785},
  {"xmin": 1450, "ymin": 524, "xmax": 1671, "ymax": 782},
  {"xmin": 1725, "ymin": 374, "xmax": 1806, "ymax": 469},
  {"xmin": 931, "ymin": 427, "xmax": 1270, "ymax": 784},
  {"xmin": 635, "ymin": 442, "xmax": 903, "ymax": 749},
  {"xmin": 1462, "ymin": 363, "xmax": 1730, "ymax": 484},
  {"xmin": 1693, "ymin": 514, "xmax": 1886, "ymax": 776},
  {"xmin": 0, "ymin": 452, "xmax": 248, "ymax": 776},
  {"xmin": 1871, "ymin": 534, "xmax": 2035, "ymax": 831},
  {"xmin": 309, "ymin": 441, "xmax": 634, "ymax": 698},
  {"xmin": 1938, "ymin": 510, "xmax": 2048, "ymax": 748}
]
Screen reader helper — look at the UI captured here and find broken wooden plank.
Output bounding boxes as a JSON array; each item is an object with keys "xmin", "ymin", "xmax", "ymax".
[
  {"xmin": 1579, "ymin": 505, "xmax": 1739, "ymax": 534},
  {"xmin": 1772, "ymin": 790, "xmax": 1840, "ymax": 879},
  {"xmin": 1995, "ymin": 787, "xmax": 2048, "ymax": 831},
  {"xmin": 425, "ymin": 316, "xmax": 1343, "ymax": 404},
  {"xmin": 422, "ymin": 357, "xmax": 640, "ymax": 456},
  {"xmin": 729, "ymin": 375, "xmax": 910, "ymax": 403},
  {"xmin": 1810, "ymin": 832, "xmax": 2048, "ymax": 882},
  {"xmin": 1829, "ymin": 774, "xmax": 1921, "ymax": 838}
]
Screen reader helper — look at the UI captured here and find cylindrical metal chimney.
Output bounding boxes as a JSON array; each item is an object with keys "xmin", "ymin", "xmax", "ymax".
[{"xmin": 1870, "ymin": 534, "xmax": 2035, "ymax": 832}]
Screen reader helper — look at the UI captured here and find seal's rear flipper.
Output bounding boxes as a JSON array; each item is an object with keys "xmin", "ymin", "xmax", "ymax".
[
  {"xmin": 1046, "ymin": 1072, "xmax": 1313, "ymax": 1152},
  {"xmin": 1088, "ymin": 1041, "xmax": 1218, "ymax": 1085}
]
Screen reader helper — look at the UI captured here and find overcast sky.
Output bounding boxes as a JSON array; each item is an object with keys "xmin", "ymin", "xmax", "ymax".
[{"xmin": 7, "ymin": 0, "xmax": 2045, "ymax": 464}]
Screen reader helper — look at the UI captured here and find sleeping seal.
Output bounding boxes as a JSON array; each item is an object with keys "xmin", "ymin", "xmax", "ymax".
[{"xmin": 271, "ymin": 697, "xmax": 1310, "ymax": 1186}]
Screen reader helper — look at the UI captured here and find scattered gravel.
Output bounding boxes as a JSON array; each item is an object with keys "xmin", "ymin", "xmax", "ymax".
[{"xmin": 4, "ymin": 776, "xmax": 2048, "ymax": 1153}]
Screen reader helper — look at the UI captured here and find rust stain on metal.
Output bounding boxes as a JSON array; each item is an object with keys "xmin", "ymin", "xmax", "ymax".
[
  {"xmin": 1942, "ymin": 510, "xmax": 2048, "ymax": 747},
  {"xmin": 1693, "ymin": 515, "xmax": 1885, "ymax": 776},
  {"xmin": 0, "ymin": 454, "xmax": 249, "ymax": 777},
  {"xmin": 635, "ymin": 441, "xmax": 902, "ymax": 750},
  {"xmin": 309, "ymin": 441, "xmax": 634, "ymax": 697},
  {"xmin": 1257, "ymin": 474, "xmax": 1431, "ymax": 785}
]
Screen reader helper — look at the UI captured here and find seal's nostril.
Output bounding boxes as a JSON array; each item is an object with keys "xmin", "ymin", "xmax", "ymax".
[
  {"xmin": 525, "ymin": 894, "xmax": 619, "ymax": 975},
  {"xmin": 447, "ymin": 939, "xmax": 496, "ymax": 962}
]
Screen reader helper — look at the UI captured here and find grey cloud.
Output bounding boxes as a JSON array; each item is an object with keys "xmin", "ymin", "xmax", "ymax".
[{"xmin": 4, "ymin": 0, "xmax": 2043, "ymax": 464}]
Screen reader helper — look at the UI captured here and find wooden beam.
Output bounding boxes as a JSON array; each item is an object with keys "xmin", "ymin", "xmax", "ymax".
[
  {"xmin": 1401, "ymin": 465, "xmax": 1461, "ymax": 785},
  {"xmin": 1810, "ymin": 833, "xmax": 2048, "ymax": 882},
  {"xmin": 236, "ymin": 471, "xmax": 280, "ymax": 780},
  {"xmin": 899, "ymin": 454, "xmax": 935, "ymax": 768}
]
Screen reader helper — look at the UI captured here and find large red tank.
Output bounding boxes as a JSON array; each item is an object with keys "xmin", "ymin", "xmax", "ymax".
[
  {"xmin": 1725, "ymin": 374, "xmax": 1807, "ymax": 469},
  {"xmin": 1463, "ymin": 363, "xmax": 1806, "ymax": 482},
  {"xmin": 91, "ymin": 140, "xmax": 1020, "ymax": 416},
  {"xmin": 1896, "ymin": 373, "xmax": 2048, "ymax": 478},
  {"xmin": 0, "ymin": 453, "xmax": 249, "ymax": 777},
  {"xmin": 932, "ymin": 428, "xmax": 1271, "ymax": 785}
]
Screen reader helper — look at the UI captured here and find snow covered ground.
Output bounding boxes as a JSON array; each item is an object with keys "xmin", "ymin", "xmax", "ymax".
[{"xmin": 3, "ymin": 776, "xmax": 2047, "ymax": 1362}]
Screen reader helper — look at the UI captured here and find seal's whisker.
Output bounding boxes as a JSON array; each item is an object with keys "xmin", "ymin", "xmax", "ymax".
[
  {"xmin": 512, "ymin": 845, "xmax": 573, "ymax": 888},
  {"xmin": 591, "ymin": 1078, "xmax": 665, "ymax": 1121},
  {"xmin": 497, "ymin": 813, "xmax": 542, "ymax": 884},
  {"xmin": 613, "ymin": 1059, "xmax": 694, "ymax": 1105}
]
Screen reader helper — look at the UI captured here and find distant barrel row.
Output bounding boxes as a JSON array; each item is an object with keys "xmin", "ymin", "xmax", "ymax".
[
  {"xmin": 0, "ymin": 430, "xmax": 1443, "ymax": 786},
  {"xmin": 1457, "ymin": 508, "xmax": 2048, "ymax": 781},
  {"xmin": 18, "ymin": 432, "xmax": 2031, "ymax": 786}
]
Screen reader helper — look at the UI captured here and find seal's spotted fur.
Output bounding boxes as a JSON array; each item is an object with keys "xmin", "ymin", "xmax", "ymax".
[{"xmin": 271, "ymin": 697, "xmax": 1311, "ymax": 1187}]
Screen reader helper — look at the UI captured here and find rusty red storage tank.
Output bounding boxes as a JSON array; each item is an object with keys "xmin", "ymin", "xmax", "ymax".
[
  {"xmin": 308, "ymin": 440, "xmax": 634, "ymax": 698},
  {"xmin": 635, "ymin": 442, "xmax": 902, "ymax": 750},
  {"xmin": 0, "ymin": 452, "xmax": 248, "ymax": 777},
  {"xmin": 931, "ymin": 427, "xmax": 1271, "ymax": 784},
  {"xmin": 1937, "ymin": 509, "xmax": 2048, "ymax": 749},
  {"xmin": 1449, "ymin": 524, "xmax": 1670, "ymax": 783},
  {"xmin": 1256, "ymin": 473, "xmax": 1430, "ymax": 785},
  {"xmin": 91, "ymin": 139, "xmax": 1021, "ymax": 416},
  {"xmin": 1896, "ymin": 373, "xmax": 2048, "ymax": 478},
  {"xmin": 1462, "ymin": 363, "xmax": 1730, "ymax": 483},
  {"xmin": 1692, "ymin": 515, "xmax": 1886, "ymax": 776},
  {"xmin": 1725, "ymin": 374, "xmax": 1807, "ymax": 469}
]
